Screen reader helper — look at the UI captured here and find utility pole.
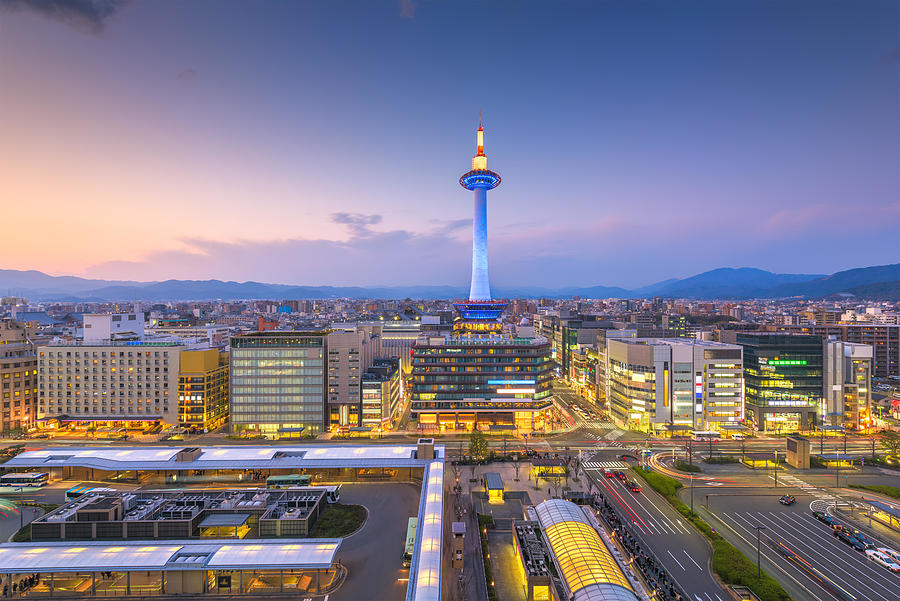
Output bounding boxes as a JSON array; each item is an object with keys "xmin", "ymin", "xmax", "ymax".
[
  {"xmin": 773, "ymin": 450, "xmax": 778, "ymax": 488},
  {"xmin": 690, "ymin": 472, "xmax": 694, "ymax": 515},
  {"xmin": 756, "ymin": 526, "xmax": 766, "ymax": 579}
]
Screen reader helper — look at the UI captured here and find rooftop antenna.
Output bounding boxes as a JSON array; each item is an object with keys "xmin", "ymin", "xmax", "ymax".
[{"xmin": 478, "ymin": 108, "xmax": 483, "ymax": 128}]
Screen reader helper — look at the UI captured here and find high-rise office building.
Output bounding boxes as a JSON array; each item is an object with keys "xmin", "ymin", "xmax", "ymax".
[
  {"xmin": 229, "ymin": 331, "xmax": 327, "ymax": 437},
  {"xmin": 0, "ymin": 320, "xmax": 37, "ymax": 433},
  {"xmin": 178, "ymin": 348, "xmax": 229, "ymax": 433},
  {"xmin": 326, "ymin": 327, "xmax": 380, "ymax": 428},
  {"xmin": 823, "ymin": 338, "xmax": 873, "ymax": 431},
  {"xmin": 730, "ymin": 333, "xmax": 823, "ymax": 432},
  {"xmin": 604, "ymin": 338, "xmax": 743, "ymax": 434},
  {"xmin": 410, "ymin": 125, "xmax": 554, "ymax": 433}
]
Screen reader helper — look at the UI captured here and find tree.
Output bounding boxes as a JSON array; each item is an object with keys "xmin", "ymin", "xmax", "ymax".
[
  {"xmin": 881, "ymin": 431, "xmax": 900, "ymax": 457},
  {"xmin": 469, "ymin": 429, "xmax": 488, "ymax": 461}
]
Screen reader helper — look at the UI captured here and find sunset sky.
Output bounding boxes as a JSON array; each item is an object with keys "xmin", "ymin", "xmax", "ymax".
[{"xmin": 1, "ymin": 0, "xmax": 897, "ymax": 289}]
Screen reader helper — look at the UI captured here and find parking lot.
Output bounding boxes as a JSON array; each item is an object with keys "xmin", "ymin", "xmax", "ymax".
[{"xmin": 706, "ymin": 492, "xmax": 900, "ymax": 601}]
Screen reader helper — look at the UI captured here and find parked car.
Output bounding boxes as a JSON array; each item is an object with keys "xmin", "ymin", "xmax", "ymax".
[
  {"xmin": 866, "ymin": 550, "xmax": 900, "ymax": 573},
  {"xmin": 812, "ymin": 510, "xmax": 835, "ymax": 526},
  {"xmin": 778, "ymin": 495, "xmax": 795, "ymax": 506},
  {"xmin": 629, "ymin": 481, "xmax": 642, "ymax": 493}
]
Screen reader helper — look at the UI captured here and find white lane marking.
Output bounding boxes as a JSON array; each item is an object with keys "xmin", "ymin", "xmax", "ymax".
[
  {"xmin": 683, "ymin": 549, "xmax": 702, "ymax": 570},
  {"xmin": 667, "ymin": 549, "xmax": 686, "ymax": 570},
  {"xmin": 744, "ymin": 512, "xmax": 896, "ymax": 601},
  {"xmin": 776, "ymin": 512, "xmax": 900, "ymax": 595}
]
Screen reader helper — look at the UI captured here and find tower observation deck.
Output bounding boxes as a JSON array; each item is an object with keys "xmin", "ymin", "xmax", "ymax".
[{"xmin": 455, "ymin": 125, "xmax": 506, "ymax": 328}]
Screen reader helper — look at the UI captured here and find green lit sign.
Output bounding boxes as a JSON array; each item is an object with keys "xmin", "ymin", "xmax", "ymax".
[{"xmin": 765, "ymin": 360, "xmax": 807, "ymax": 366}]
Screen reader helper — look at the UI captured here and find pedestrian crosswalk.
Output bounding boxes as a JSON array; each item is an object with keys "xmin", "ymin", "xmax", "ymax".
[
  {"xmin": 583, "ymin": 460, "xmax": 629, "ymax": 469},
  {"xmin": 775, "ymin": 473, "xmax": 836, "ymax": 500}
]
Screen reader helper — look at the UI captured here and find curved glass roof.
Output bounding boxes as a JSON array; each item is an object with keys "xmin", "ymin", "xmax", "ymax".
[{"xmin": 535, "ymin": 500, "xmax": 638, "ymax": 601}]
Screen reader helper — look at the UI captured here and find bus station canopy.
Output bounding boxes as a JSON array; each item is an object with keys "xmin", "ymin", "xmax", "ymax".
[{"xmin": 0, "ymin": 539, "xmax": 341, "ymax": 574}]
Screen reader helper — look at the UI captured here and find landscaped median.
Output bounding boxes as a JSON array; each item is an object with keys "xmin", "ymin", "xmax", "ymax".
[
  {"xmin": 631, "ymin": 467, "xmax": 792, "ymax": 601},
  {"xmin": 849, "ymin": 483, "xmax": 900, "ymax": 499}
]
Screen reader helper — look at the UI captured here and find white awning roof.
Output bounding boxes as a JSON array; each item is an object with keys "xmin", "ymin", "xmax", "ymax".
[
  {"xmin": 0, "ymin": 539, "xmax": 341, "ymax": 573},
  {"xmin": 5, "ymin": 444, "xmax": 443, "ymax": 471}
]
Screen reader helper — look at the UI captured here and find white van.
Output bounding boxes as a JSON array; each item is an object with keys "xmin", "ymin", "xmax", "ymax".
[{"xmin": 866, "ymin": 550, "xmax": 900, "ymax": 573}]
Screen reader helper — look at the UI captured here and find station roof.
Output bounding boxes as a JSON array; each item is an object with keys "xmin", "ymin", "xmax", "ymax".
[
  {"xmin": 864, "ymin": 498, "xmax": 900, "ymax": 521},
  {"xmin": 0, "ymin": 539, "xmax": 340, "ymax": 574},
  {"xmin": 406, "ymin": 460, "xmax": 443, "ymax": 601},
  {"xmin": 5, "ymin": 444, "xmax": 444, "ymax": 471},
  {"xmin": 535, "ymin": 499, "xmax": 638, "ymax": 601}
]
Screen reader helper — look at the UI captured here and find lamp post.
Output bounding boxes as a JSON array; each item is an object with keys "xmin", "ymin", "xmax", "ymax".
[
  {"xmin": 690, "ymin": 472, "xmax": 694, "ymax": 515},
  {"xmin": 756, "ymin": 525, "xmax": 766, "ymax": 579},
  {"xmin": 773, "ymin": 449, "xmax": 778, "ymax": 488}
]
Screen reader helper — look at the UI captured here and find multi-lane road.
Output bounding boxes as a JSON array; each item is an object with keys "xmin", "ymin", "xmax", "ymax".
[
  {"xmin": 702, "ymin": 491, "xmax": 900, "ymax": 601},
  {"xmin": 583, "ymin": 448, "xmax": 732, "ymax": 601}
]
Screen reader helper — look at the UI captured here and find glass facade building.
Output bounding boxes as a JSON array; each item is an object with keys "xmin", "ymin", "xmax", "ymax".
[
  {"xmin": 229, "ymin": 332, "xmax": 327, "ymax": 436},
  {"xmin": 736, "ymin": 333, "xmax": 823, "ymax": 432}
]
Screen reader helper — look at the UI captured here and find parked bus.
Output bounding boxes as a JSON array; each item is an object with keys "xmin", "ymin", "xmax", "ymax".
[
  {"xmin": 65, "ymin": 485, "xmax": 117, "ymax": 500},
  {"xmin": 691, "ymin": 431, "xmax": 722, "ymax": 442},
  {"xmin": 306, "ymin": 485, "xmax": 341, "ymax": 503},
  {"xmin": 0, "ymin": 472, "xmax": 48, "ymax": 487},
  {"xmin": 266, "ymin": 474, "xmax": 311, "ymax": 489},
  {"xmin": 402, "ymin": 517, "xmax": 418, "ymax": 567}
]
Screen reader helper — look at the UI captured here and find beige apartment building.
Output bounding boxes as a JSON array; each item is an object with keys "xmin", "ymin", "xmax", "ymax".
[
  {"xmin": 37, "ymin": 341, "xmax": 191, "ymax": 427},
  {"xmin": 326, "ymin": 326, "xmax": 381, "ymax": 428}
]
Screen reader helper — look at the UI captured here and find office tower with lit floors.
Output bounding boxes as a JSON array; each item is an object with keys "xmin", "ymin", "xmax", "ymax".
[{"xmin": 410, "ymin": 125, "xmax": 554, "ymax": 433}]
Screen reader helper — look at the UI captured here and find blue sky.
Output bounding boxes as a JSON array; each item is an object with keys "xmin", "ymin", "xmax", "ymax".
[{"xmin": 0, "ymin": 0, "xmax": 897, "ymax": 289}]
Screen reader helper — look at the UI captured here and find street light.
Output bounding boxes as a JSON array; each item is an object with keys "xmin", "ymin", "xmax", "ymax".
[
  {"xmin": 690, "ymin": 472, "xmax": 694, "ymax": 515},
  {"xmin": 756, "ymin": 525, "xmax": 767, "ymax": 579}
]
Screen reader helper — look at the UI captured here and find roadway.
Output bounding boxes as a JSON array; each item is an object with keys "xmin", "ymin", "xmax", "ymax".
[
  {"xmin": 700, "ymin": 491, "xmax": 900, "ymax": 601},
  {"xmin": 583, "ymin": 448, "xmax": 732, "ymax": 601}
]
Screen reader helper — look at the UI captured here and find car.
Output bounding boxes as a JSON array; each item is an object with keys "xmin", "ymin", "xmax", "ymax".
[
  {"xmin": 615, "ymin": 471, "xmax": 627, "ymax": 481},
  {"xmin": 778, "ymin": 495, "xmax": 795, "ymax": 506},
  {"xmin": 629, "ymin": 481, "xmax": 642, "ymax": 493},
  {"xmin": 851, "ymin": 530, "xmax": 876, "ymax": 550},
  {"xmin": 601, "ymin": 468, "xmax": 614, "ymax": 478},
  {"xmin": 878, "ymin": 547, "xmax": 900, "ymax": 563},
  {"xmin": 812, "ymin": 510, "xmax": 835, "ymax": 526},
  {"xmin": 835, "ymin": 529, "xmax": 867, "ymax": 551},
  {"xmin": 867, "ymin": 550, "xmax": 900, "ymax": 573}
]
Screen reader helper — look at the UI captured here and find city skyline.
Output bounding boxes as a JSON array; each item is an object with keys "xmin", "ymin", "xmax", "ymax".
[{"xmin": 1, "ymin": 0, "xmax": 898, "ymax": 289}]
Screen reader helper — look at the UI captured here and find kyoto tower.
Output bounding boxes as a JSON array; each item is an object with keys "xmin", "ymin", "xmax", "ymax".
[{"xmin": 455, "ymin": 124, "xmax": 506, "ymax": 333}]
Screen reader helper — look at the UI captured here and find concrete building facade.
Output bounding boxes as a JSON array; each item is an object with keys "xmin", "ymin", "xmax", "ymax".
[
  {"xmin": 605, "ymin": 338, "xmax": 744, "ymax": 434},
  {"xmin": 823, "ymin": 338, "xmax": 873, "ymax": 431},
  {"xmin": 37, "ymin": 341, "xmax": 187, "ymax": 427},
  {"xmin": 178, "ymin": 349, "xmax": 229, "ymax": 433},
  {"xmin": 0, "ymin": 320, "xmax": 37, "ymax": 433}
]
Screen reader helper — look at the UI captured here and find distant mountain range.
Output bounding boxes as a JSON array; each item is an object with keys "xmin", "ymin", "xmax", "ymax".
[{"xmin": 2, "ymin": 263, "xmax": 900, "ymax": 301}]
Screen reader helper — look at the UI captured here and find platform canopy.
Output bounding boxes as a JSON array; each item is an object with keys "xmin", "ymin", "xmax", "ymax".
[{"xmin": 0, "ymin": 539, "xmax": 341, "ymax": 574}]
